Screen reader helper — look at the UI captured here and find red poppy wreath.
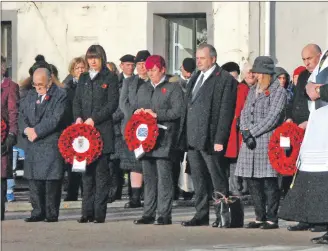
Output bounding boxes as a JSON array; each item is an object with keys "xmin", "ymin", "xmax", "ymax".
[
  {"xmin": 124, "ymin": 111, "xmax": 159, "ymax": 154},
  {"xmin": 268, "ymin": 122, "xmax": 305, "ymax": 176},
  {"xmin": 58, "ymin": 124, "xmax": 103, "ymax": 165},
  {"xmin": 1, "ymin": 119, "xmax": 7, "ymax": 144}
]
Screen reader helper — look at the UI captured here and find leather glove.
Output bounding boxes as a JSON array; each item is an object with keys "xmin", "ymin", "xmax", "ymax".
[
  {"xmin": 5, "ymin": 133, "xmax": 17, "ymax": 150},
  {"xmin": 241, "ymin": 130, "xmax": 256, "ymax": 150}
]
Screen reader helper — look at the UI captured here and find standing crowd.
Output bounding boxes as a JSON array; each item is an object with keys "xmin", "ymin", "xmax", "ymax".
[{"xmin": 1, "ymin": 42, "xmax": 328, "ymax": 244}]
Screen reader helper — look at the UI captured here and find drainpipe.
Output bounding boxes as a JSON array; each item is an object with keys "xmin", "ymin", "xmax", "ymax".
[{"xmin": 264, "ymin": 1, "xmax": 271, "ymax": 56}]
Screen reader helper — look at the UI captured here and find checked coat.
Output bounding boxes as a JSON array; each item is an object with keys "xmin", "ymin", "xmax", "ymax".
[{"xmin": 235, "ymin": 79, "xmax": 287, "ymax": 178}]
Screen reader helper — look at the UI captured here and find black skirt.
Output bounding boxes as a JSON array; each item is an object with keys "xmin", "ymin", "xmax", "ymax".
[{"xmin": 279, "ymin": 170, "xmax": 328, "ymax": 224}]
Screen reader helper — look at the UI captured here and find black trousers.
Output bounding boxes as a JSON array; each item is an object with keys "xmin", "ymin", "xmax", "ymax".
[
  {"xmin": 29, "ymin": 179, "xmax": 62, "ymax": 220},
  {"xmin": 82, "ymin": 154, "xmax": 110, "ymax": 221},
  {"xmin": 188, "ymin": 150, "xmax": 228, "ymax": 220},
  {"xmin": 246, "ymin": 177, "xmax": 280, "ymax": 222},
  {"xmin": 66, "ymin": 165, "xmax": 82, "ymax": 200},
  {"xmin": 142, "ymin": 158, "xmax": 173, "ymax": 219},
  {"xmin": 108, "ymin": 159, "xmax": 120, "ymax": 201},
  {"xmin": 1, "ymin": 178, "xmax": 7, "ymax": 221}
]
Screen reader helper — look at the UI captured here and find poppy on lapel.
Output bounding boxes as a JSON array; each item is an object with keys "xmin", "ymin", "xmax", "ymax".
[
  {"xmin": 161, "ymin": 88, "xmax": 167, "ymax": 94},
  {"xmin": 44, "ymin": 95, "xmax": 51, "ymax": 101},
  {"xmin": 264, "ymin": 90, "xmax": 270, "ymax": 97},
  {"xmin": 102, "ymin": 83, "xmax": 108, "ymax": 89},
  {"xmin": 216, "ymin": 72, "xmax": 220, "ymax": 76}
]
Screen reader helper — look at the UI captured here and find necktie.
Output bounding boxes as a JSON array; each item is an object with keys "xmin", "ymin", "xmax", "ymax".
[
  {"xmin": 37, "ymin": 95, "xmax": 42, "ymax": 104},
  {"xmin": 192, "ymin": 74, "xmax": 204, "ymax": 100}
]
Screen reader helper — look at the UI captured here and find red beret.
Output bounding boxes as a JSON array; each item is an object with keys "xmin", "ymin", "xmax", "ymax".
[
  {"xmin": 293, "ymin": 66, "xmax": 306, "ymax": 77},
  {"xmin": 145, "ymin": 55, "xmax": 165, "ymax": 70}
]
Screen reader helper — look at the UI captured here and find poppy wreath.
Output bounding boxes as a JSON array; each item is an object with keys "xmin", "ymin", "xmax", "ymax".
[
  {"xmin": 58, "ymin": 124, "xmax": 103, "ymax": 165},
  {"xmin": 124, "ymin": 111, "xmax": 159, "ymax": 152},
  {"xmin": 268, "ymin": 122, "xmax": 305, "ymax": 176},
  {"xmin": 1, "ymin": 119, "xmax": 7, "ymax": 144}
]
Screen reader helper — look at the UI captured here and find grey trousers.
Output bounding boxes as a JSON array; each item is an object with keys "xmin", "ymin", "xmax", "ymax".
[
  {"xmin": 142, "ymin": 158, "xmax": 173, "ymax": 219},
  {"xmin": 188, "ymin": 150, "xmax": 229, "ymax": 220}
]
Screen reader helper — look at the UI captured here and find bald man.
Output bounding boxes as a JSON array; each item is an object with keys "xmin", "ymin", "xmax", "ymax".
[
  {"xmin": 286, "ymin": 44, "xmax": 322, "ymax": 232},
  {"xmin": 19, "ymin": 67, "xmax": 67, "ymax": 223}
]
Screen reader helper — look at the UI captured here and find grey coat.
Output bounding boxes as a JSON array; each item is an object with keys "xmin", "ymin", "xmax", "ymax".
[
  {"xmin": 135, "ymin": 76, "xmax": 184, "ymax": 158},
  {"xmin": 19, "ymin": 84, "xmax": 67, "ymax": 180},
  {"xmin": 235, "ymin": 79, "xmax": 287, "ymax": 178}
]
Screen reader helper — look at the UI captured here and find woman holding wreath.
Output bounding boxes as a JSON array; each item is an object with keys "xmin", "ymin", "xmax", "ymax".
[
  {"xmin": 73, "ymin": 45, "xmax": 119, "ymax": 223},
  {"xmin": 235, "ymin": 56, "xmax": 287, "ymax": 229},
  {"xmin": 132, "ymin": 55, "xmax": 183, "ymax": 225}
]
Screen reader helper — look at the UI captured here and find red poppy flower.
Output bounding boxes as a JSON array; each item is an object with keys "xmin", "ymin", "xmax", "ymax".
[
  {"xmin": 161, "ymin": 88, "xmax": 167, "ymax": 94},
  {"xmin": 216, "ymin": 72, "xmax": 220, "ymax": 76},
  {"xmin": 102, "ymin": 84, "xmax": 108, "ymax": 89},
  {"xmin": 264, "ymin": 90, "xmax": 270, "ymax": 96},
  {"xmin": 44, "ymin": 95, "xmax": 51, "ymax": 101},
  {"xmin": 58, "ymin": 124, "xmax": 103, "ymax": 165},
  {"xmin": 1, "ymin": 119, "xmax": 7, "ymax": 143}
]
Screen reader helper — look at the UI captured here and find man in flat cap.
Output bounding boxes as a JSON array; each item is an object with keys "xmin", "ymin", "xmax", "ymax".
[
  {"xmin": 170, "ymin": 58, "xmax": 196, "ymax": 93},
  {"xmin": 112, "ymin": 54, "xmax": 136, "ymax": 201},
  {"xmin": 118, "ymin": 50, "xmax": 151, "ymax": 208}
]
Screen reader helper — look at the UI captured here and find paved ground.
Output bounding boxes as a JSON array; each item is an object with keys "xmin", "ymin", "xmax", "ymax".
[{"xmin": 2, "ymin": 205, "xmax": 328, "ymax": 251}]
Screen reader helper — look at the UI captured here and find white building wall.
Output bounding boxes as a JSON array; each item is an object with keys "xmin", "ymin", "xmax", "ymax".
[
  {"xmin": 2, "ymin": 2, "xmax": 148, "ymax": 82},
  {"xmin": 270, "ymin": 2, "xmax": 328, "ymax": 74},
  {"xmin": 212, "ymin": 2, "xmax": 251, "ymax": 69}
]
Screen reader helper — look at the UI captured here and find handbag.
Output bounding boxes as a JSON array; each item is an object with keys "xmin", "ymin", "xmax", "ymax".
[
  {"xmin": 213, "ymin": 192, "xmax": 244, "ymax": 228},
  {"xmin": 178, "ymin": 152, "xmax": 194, "ymax": 193}
]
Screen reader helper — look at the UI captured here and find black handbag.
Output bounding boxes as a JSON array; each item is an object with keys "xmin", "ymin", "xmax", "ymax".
[{"xmin": 213, "ymin": 192, "xmax": 244, "ymax": 228}]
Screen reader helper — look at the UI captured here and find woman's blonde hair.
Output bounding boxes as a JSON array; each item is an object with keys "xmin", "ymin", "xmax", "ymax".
[
  {"xmin": 68, "ymin": 57, "xmax": 87, "ymax": 76},
  {"xmin": 258, "ymin": 73, "xmax": 272, "ymax": 90}
]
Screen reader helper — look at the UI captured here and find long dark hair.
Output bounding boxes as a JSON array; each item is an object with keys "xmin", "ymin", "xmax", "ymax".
[{"xmin": 85, "ymin": 45, "xmax": 107, "ymax": 70}]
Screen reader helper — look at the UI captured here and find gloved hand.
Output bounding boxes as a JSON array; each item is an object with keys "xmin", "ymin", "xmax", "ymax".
[
  {"xmin": 5, "ymin": 133, "xmax": 17, "ymax": 150},
  {"xmin": 241, "ymin": 130, "xmax": 256, "ymax": 150}
]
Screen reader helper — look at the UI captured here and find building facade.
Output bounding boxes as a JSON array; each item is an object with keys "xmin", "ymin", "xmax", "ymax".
[{"xmin": 2, "ymin": 1, "xmax": 328, "ymax": 82}]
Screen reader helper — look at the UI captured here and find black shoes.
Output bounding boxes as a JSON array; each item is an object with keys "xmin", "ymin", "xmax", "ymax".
[
  {"xmin": 244, "ymin": 221, "xmax": 263, "ymax": 229},
  {"xmin": 44, "ymin": 218, "xmax": 58, "ymax": 223},
  {"xmin": 154, "ymin": 217, "xmax": 172, "ymax": 225},
  {"xmin": 24, "ymin": 216, "xmax": 45, "ymax": 222},
  {"xmin": 77, "ymin": 216, "xmax": 94, "ymax": 223},
  {"xmin": 260, "ymin": 222, "xmax": 279, "ymax": 230},
  {"xmin": 310, "ymin": 225, "xmax": 327, "ymax": 232},
  {"xmin": 181, "ymin": 217, "xmax": 209, "ymax": 227},
  {"xmin": 287, "ymin": 222, "xmax": 311, "ymax": 231},
  {"xmin": 93, "ymin": 219, "xmax": 105, "ymax": 223},
  {"xmin": 124, "ymin": 201, "xmax": 143, "ymax": 209},
  {"xmin": 311, "ymin": 232, "xmax": 328, "ymax": 245},
  {"xmin": 133, "ymin": 216, "xmax": 155, "ymax": 225}
]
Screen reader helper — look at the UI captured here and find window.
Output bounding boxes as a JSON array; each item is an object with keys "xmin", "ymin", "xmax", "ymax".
[
  {"xmin": 165, "ymin": 15, "xmax": 207, "ymax": 75},
  {"xmin": 1, "ymin": 21, "xmax": 13, "ymax": 78}
]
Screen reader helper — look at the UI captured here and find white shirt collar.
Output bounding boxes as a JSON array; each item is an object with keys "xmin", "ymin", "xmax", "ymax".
[
  {"xmin": 151, "ymin": 76, "xmax": 166, "ymax": 89},
  {"xmin": 201, "ymin": 64, "xmax": 216, "ymax": 80},
  {"xmin": 123, "ymin": 73, "xmax": 132, "ymax": 79}
]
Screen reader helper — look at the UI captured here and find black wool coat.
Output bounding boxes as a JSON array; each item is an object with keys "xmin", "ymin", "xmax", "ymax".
[
  {"xmin": 73, "ymin": 67, "xmax": 119, "ymax": 154},
  {"xmin": 19, "ymin": 84, "xmax": 67, "ymax": 180},
  {"xmin": 177, "ymin": 64, "xmax": 238, "ymax": 154}
]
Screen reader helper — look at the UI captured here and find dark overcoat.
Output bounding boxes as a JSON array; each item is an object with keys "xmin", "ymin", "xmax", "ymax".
[
  {"xmin": 134, "ymin": 76, "xmax": 184, "ymax": 158},
  {"xmin": 19, "ymin": 84, "xmax": 67, "ymax": 180},
  {"xmin": 235, "ymin": 80, "xmax": 287, "ymax": 178},
  {"xmin": 1, "ymin": 78, "xmax": 19, "ymax": 178},
  {"xmin": 73, "ymin": 67, "xmax": 119, "ymax": 154},
  {"xmin": 177, "ymin": 64, "xmax": 238, "ymax": 154}
]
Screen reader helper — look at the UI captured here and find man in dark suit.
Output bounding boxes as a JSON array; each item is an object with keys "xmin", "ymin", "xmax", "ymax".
[
  {"xmin": 178, "ymin": 44, "xmax": 238, "ymax": 227},
  {"xmin": 19, "ymin": 67, "xmax": 67, "ymax": 222}
]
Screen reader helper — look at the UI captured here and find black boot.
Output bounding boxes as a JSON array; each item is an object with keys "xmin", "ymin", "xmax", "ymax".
[{"xmin": 124, "ymin": 188, "xmax": 142, "ymax": 208}]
